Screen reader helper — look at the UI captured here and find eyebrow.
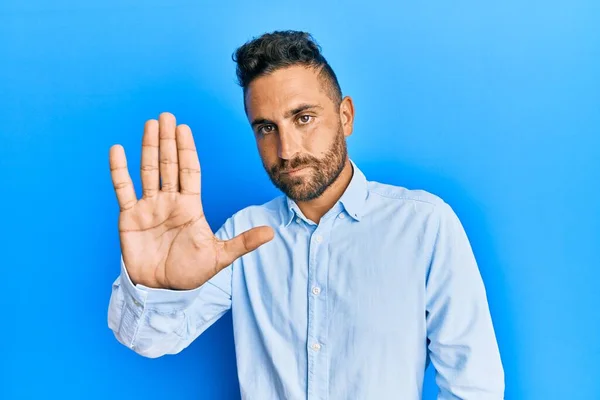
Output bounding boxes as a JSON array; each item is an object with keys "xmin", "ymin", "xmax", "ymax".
[{"xmin": 251, "ymin": 103, "xmax": 323, "ymax": 128}]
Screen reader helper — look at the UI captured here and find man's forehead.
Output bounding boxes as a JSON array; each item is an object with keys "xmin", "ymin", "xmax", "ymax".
[{"xmin": 245, "ymin": 66, "xmax": 327, "ymax": 117}]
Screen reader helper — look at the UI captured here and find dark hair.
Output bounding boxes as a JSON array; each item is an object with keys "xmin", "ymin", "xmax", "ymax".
[{"xmin": 232, "ymin": 30, "xmax": 342, "ymax": 107}]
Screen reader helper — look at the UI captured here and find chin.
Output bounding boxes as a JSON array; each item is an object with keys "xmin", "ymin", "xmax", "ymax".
[{"xmin": 288, "ymin": 181, "xmax": 328, "ymax": 202}]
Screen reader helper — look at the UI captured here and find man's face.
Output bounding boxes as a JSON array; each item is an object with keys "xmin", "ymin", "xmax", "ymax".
[{"xmin": 245, "ymin": 65, "xmax": 353, "ymax": 202}]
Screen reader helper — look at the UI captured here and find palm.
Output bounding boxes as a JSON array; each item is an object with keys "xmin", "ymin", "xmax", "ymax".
[
  {"xmin": 109, "ymin": 113, "xmax": 273, "ymax": 290},
  {"xmin": 118, "ymin": 193, "xmax": 216, "ymax": 290}
]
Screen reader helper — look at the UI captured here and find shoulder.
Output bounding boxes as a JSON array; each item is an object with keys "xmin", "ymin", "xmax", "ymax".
[
  {"xmin": 233, "ymin": 195, "xmax": 284, "ymax": 218},
  {"xmin": 365, "ymin": 180, "xmax": 466, "ymax": 243},
  {"xmin": 224, "ymin": 195, "xmax": 286, "ymax": 234},
  {"xmin": 367, "ymin": 180, "xmax": 448, "ymax": 211},
  {"xmin": 364, "ymin": 180, "xmax": 462, "ymax": 230}
]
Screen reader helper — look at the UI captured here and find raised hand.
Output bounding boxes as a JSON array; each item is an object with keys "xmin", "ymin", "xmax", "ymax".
[{"xmin": 109, "ymin": 112, "xmax": 274, "ymax": 290}]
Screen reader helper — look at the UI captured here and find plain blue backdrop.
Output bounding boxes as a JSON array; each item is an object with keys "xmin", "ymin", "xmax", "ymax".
[{"xmin": 1, "ymin": 1, "xmax": 598, "ymax": 399}]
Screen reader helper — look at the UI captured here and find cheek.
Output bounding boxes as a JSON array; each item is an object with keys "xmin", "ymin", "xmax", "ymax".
[
  {"xmin": 256, "ymin": 137, "xmax": 278, "ymax": 163},
  {"xmin": 305, "ymin": 121, "xmax": 336, "ymax": 155}
]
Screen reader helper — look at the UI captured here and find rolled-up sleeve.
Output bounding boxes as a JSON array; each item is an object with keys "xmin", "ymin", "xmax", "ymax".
[{"xmin": 425, "ymin": 202, "xmax": 505, "ymax": 399}]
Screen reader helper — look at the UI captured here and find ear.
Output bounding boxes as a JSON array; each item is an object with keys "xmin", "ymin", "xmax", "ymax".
[{"xmin": 339, "ymin": 96, "xmax": 355, "ymax": 138}]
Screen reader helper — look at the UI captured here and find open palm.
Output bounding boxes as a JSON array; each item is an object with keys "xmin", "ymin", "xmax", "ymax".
[{"xmin": 109, "ymin": 112, "xmax": 273, "ymax": 290}]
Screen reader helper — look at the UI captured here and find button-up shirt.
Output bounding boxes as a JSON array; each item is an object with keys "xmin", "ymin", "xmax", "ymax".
[{"xmin": 108, "ymin": 159, "xmax": 504, "ymax": 399}]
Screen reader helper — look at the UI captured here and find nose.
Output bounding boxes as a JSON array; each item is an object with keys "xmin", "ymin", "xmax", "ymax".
[{"xmin": 277, "ymin": 126, "xmax": 302, "ymax": 160}]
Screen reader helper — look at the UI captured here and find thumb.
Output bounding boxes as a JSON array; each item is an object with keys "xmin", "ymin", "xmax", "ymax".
[{"xmin": 220, "ymin": 226, "xmax": 275, "ymax": 267}]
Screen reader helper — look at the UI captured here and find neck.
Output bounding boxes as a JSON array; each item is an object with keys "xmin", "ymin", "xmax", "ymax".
[{"xmin": 295, "ymin": 157, "xmax": 353, "ymax": 224}]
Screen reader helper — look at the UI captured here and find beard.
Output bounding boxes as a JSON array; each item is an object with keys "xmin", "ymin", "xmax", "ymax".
[{"xmin": 263, "ymin": 122, "xmax": 348, "ymax": 202}]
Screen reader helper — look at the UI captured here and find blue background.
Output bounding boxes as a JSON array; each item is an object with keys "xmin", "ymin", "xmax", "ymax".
[{"xmin": 1, "ymin": 1, "xmax": 598, "ymax": 399}]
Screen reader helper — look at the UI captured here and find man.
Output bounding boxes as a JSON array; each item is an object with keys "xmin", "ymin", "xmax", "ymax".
[{"xmin": 107, "ymin": 30, "xmax": 504, "ymax": 399}]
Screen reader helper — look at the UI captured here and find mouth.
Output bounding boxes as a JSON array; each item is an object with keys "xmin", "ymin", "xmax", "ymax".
[{"xmin": 281, "ymin": 166, "xmax": 309, "ymax": 175}]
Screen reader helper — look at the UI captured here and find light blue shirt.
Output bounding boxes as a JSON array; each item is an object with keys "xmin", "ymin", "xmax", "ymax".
[{"xmin": 107, "ymin": 159, "xmax": 504, "ymax": 399}]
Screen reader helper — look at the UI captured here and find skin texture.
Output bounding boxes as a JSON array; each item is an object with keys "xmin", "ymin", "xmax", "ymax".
[
  {"xmin": 245, "ymin": 64, "xmax": 356, "ymax": 223},
  {"xmin": 108, "ymin": 64, "xmax": 355, "ymax": 290}
]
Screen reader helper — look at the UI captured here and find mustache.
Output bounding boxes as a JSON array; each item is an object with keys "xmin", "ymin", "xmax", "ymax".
[{"xmin": 273, "ymin": 157, "xmax": 318, "ymax": 173}]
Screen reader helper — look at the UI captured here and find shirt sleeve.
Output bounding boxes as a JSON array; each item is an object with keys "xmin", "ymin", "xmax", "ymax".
[
  {"xmin": 107, "ymin": 216, "xmax": 235, "ymax": 358},
  {"xmin": 425, "ymin": 202, "xmax": 505, "ymax": 399}
]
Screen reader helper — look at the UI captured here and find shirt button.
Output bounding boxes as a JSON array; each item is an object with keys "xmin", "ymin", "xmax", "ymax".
[
  {"xmin": 312, "ymin": 286, "xmax": 321, "ymax": 295},
  {"xmin": 132, "ymin": 298, "xmax": 141, "ymax": 307},
  {"xmin": 338, "ymin": 213, "xmax": 345, "ymax": 219},
  {"xmin": 311, "ymin": 343, "xmax": 321, "ymax": 351},
  {"xmin": 295, "ymin": 218, "xmax": 301, "ymax": 224},
  {"xmin": 315, "ymin": 235, "xmax": 323, "ymax": 243}
]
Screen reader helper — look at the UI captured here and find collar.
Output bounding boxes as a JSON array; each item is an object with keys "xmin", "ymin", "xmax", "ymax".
[{"xmin": 283, "ymin": 158, "xmax": 368, "ymax": 226}]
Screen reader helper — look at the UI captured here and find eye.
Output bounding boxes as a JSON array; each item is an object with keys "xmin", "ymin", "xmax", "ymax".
[
  {"xmin": 258, "ymin": 124, "xmax": 275, "ymax": 135},
  {"xmin": 297, "ymin": 115, "xmax": 313, "ymax": 125}
]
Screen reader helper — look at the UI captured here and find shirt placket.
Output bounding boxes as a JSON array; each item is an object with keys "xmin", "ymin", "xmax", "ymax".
[{"xmin": 306, "ymin": 222, "xmax": 330, "ymax": 400}]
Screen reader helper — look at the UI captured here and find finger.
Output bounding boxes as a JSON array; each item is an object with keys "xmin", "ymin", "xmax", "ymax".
[
  {"xmin": 158, "ymin": 112, "xmax": 179, "ymax": 192},
  {"xmin": 109, "ymin": 145, "xmax": 137, "ymax": 211},
  {"xmin": 220, "ymin": 226, "xmax": 275, "ymax": 267},
  {"xmin": 141, "ymin": 119, "xmax": 159, "ymax": 198},
  {"xmin": 176, "ymin": 124, "xmax": 201, "ymax": 196}
]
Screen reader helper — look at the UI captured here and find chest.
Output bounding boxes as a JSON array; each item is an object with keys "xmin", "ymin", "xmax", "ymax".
[{"xmin": 235, "ymin": 220, "xmax": 430, "ymax": 339}]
